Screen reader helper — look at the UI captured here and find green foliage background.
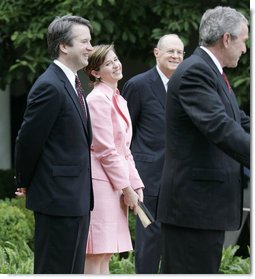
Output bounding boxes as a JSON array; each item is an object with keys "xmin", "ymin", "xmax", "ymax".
[
  {"xmin": 0, "ymin": 0, "xmax": 250, "ymax": 109},
  {"xmin": 0, "ymin": 198, "xmax": 34, "ymax": 274},
  {"xmin": 0, "ymin": 198, "xmax": 250, "ymax": 274}
]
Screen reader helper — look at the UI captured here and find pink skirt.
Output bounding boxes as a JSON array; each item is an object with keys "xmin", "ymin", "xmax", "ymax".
[{"xmin": 86, "ymin": 179, "xmax": 133, "ymax": 254}]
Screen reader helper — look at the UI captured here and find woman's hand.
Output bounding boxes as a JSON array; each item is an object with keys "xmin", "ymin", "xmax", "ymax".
[
  {"xmin": 132, "ymin": 188, "xmax": 144, "ymax": 215},
  {"xmin": 122, "ymin": 186, "xmax": 139, "ymax": 209},
  {"xmin": 135, "ymin": 188, "xmax": 144, "ymax": 202}
]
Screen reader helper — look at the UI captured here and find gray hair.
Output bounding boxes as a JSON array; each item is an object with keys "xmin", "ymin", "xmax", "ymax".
[
  {"xmin": 199, "ymin": 6, "xmax": 248, "ymax": 46},
  {"xmin": 47, "ymin": 15, "xmax": 92, "ymax": 59}
]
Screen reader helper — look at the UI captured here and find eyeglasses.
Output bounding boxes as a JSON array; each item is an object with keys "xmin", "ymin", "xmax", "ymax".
[{"xmin": 159, "ymin": 49, "xmax": 185, "ymax": 56}]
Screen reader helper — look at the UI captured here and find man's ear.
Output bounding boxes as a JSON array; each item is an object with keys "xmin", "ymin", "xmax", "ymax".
[
  {"xmin": 222, "ymin": 32, "xmax": 232, "ymax": 48},
  {"xmin": 59, "ymin": 43, "xmax": 68, "ymax": 54},
  {"xmin": 154, "ymin": 48, "xmax": 159, "ymax": 58}
]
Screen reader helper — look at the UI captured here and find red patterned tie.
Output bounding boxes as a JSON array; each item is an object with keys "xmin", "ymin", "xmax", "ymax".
[
  {"xmin": 75, "ymin": 76, "xmax": 87, "ymax": 115},
  {"xmin": 222, "ymin": 72, "xmax": 231, "ymax": 93}
]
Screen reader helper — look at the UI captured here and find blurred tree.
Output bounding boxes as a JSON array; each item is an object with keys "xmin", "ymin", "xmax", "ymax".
[{"xmin": 0, "ymin": 0, "xmax": 250, "ymax": 108}]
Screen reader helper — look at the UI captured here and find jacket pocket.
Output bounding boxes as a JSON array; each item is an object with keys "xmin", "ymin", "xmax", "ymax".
[
  {"xmin": 91, "ymin": 166, "xmax": 109, "ymax": 181},
  {"xmin": 52, "ymin": 166, "xmax": 81, "ymax": 177},
  {"xmin": 192, "ymin": 168, "xmax": 225, "ymax": 182}
]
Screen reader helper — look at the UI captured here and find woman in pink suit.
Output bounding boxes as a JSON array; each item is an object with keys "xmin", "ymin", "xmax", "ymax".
[{"xmin": 84, "ymin": 44, "xmax": 144, "ymax": 274}]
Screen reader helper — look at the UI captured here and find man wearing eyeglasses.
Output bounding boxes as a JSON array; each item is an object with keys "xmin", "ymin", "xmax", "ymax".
[{"xmin": 121, "ymin": 34, "xmax": 184, "ymax": 274}]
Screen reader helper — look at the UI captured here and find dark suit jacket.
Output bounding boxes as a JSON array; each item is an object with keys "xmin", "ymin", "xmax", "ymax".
[
  {"xmin": 122, "ymin": 67, "xmax": 166, "ymax": 196},
  {"xmin": 15, "ymin": 63, "xmax": 94, "ymax": 216},
  {"xmin": 157, "ymin": 47, "xmax": 250, "ymax": 231}
]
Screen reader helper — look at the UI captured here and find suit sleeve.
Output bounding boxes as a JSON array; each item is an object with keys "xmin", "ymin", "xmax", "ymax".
[
  {"xmin": 15, "ymin": 82, "xmax": 62, "ymax": 186},
  {"xmin": 177, "ymin": 66, "xmax": 250, "ymax": 168},
  {"xmin": 240, "ymin": 109, "xmax": 250, "ymax": 132}
]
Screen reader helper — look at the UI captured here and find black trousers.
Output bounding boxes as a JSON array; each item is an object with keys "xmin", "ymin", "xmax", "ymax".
[
  {"xmin": 135, "ymin": 195, "xmax": 161, "ymax": 274},
  {"xmin": 34, "ymin": 212, "xmax": 90, "ymax": 274},
  {"xmin": 160, "ymin": 223, "xmax": 225, "ymax": 274}
]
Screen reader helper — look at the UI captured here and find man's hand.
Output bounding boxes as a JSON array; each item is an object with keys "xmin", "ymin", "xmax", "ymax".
[{"xmin": 15, "ymin": 187, "xmax": 27, "ymax": 198}]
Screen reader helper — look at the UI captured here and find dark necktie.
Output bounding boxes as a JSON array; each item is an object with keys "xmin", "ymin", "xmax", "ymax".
[
  {"xmin": 75, "ymin": 76, "xmax": 87, "ymax": 115},
  {"xmin": 222, "ymin": 72, "xmax": 231, "ymax": 93}
]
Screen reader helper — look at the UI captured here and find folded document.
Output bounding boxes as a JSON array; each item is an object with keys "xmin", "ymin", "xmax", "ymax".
[{"xmin": 136, "ymin": 200, "xmax": 155, "ymax": 228}]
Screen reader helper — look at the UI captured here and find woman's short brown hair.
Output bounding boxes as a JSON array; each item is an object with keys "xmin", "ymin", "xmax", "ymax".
[{"xmin": 85, "ymin": 44, "xmax": 115, "ymax": 84}]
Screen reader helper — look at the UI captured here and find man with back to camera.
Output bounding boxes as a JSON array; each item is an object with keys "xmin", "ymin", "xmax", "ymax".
[
  {"xmin": 157, "ymin": 6, "xmax": 250, "ymax": 274},
  {"xmin": 15, "ymin": 15, "xmax": 94, "ymax": 274},
  {"xmin": 122, "ymin": 34, "xmax": 185, "ymax": 274}
]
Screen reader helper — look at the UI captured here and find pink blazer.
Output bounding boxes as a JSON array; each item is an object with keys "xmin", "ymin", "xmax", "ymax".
[{"xmin": 86, "ymin": 83, "xmax": 144, "ymax": 191}]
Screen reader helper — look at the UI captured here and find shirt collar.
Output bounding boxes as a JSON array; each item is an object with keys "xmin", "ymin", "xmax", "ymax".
[
  {"xmin": 200, "ymin": 46, "xmax": 223, "ymax": 74},
  {"xmin": 54, "ymin": 60, "xmax": 77, "ymax": 90},
  {"xmin": 156, "ymin": 65, "xmax": 169, "ymax": 91}
]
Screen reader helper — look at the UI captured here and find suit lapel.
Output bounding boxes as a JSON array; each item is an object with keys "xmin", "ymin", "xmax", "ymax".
[
  {"xmin": 195, "ymin": 48, "xmax": 239, "ymax": 121},
  {"xmin": 84, "ymin": 99, "xmax": 93, "ymax": 145},
  {"xmin": 50, "ymin": 63, "xmax": 91, "ymax": 140},
  {"xmin": 149, "ymin": 67, "xmax": 166, "ymax": 109},
  {"xmin": 214, "ymin": 68, "xmax": 239, "ymax": 121},
  {"xmin": 97, "ymin": 83, "xmax": 130, "ymax": 128},
  {"xmin": 64, "ymin": 81, "xmax": 90, "ymax": 134},
  {"xmin": 113, "ymin": 91, "xmax": 130, "ymax": 128}
]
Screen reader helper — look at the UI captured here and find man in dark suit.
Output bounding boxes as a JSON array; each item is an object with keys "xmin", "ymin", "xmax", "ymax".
[
  {"xmin": 15, "ymin": 15, "xmax": 94, "ymax": 274},
  {"xmin": 157, "ymin": 6, "xmax": 250, "ymax": 274},
  {"xmin": 122, "ymin": 34, "xmax": 184, "ymax": 274}
]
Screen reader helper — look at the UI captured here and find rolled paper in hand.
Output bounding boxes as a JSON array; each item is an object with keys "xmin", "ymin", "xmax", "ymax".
[{"xmin": 136, "ymin": 200, "xmax": 155, "ymax": 228}]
